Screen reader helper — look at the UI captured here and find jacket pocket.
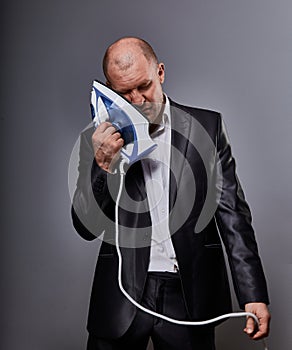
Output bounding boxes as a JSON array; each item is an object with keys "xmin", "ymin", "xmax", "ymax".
[{"xmin": 204, "ymin": 243, "xmax": 222, "ymax": 249}]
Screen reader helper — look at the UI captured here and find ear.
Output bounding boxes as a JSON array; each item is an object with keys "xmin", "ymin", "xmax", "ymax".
[{"xmin": 158, "ymin": 63, "xmax": 165, "ymax": 84}]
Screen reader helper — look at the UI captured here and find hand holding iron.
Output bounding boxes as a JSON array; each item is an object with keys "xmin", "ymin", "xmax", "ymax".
[{"xmin": 92, "ymin": 121, "xmax": 124, "ymax": 173}]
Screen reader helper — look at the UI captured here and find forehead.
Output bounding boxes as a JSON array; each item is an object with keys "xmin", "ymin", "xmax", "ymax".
[{"xmin": 107, "ymin": 54, "xmax": 156, "ymax": 90}]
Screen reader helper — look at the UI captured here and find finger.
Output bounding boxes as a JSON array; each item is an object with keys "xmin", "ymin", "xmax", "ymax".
[
  {"xmin": 92, "ymin": 125, "xmax": 117, "ymax": 149},
  {"xmin": 109, "ymin": 137, "xmax": 124, "ymax": 153},
  {"xmin": 244, "ymin": 316, "xmax": 256, "ymax": 336},
  {"xmin": 103, "ymin": 133, "xmax": 123, "ymax": 147},
  {"xmin": 250, "ymin": 328, "xmax": 267, "ymax": 340},
  {"xmin": 97, "ymin": 121, "xmax": 114, "ymax": 132},
  {"xmin": 117, "ymin": 136, "xmax": 124, "ymax": 146},
  {"xmin": 101, "ymin": 125, "xmax": 117, "ymax": 138},
  {"xmin": 100, "ymin": 139, "xmax": 124, "ymax": 162},
  {"xmin": 94, "ymin": 123, "xmax": 117, "ymax": 139},
  {"xmin": 110, "ymin": 132, "xmax": 123, "ymax": 141},
  {"xmin": 250, "ymin": 316, "xmax": 270, "ymax": 340}
]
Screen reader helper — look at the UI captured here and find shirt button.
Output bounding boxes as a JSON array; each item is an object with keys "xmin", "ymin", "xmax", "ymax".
[{"xmin": 157, "ymin": 245, "xmax": 164, "ymax": 253}]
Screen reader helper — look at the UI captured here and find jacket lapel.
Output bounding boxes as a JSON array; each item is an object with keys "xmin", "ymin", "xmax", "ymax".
[{"xmin": 169, "ymin": 100, "xmax": 192, "ymax": 212}]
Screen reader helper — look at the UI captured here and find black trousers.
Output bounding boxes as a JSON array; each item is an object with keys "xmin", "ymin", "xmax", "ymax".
[{"xmin": 87, "ymin": 272, "xmax": 215, "ymax": 350}]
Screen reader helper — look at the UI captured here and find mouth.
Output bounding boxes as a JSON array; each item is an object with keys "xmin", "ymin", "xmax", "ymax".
[
  {"xmin": 133, "ymin": 103, "xmax": 163, "ymax": 123},
  {"xmin": 134, "ymin": 105, "xmax": 151, "ymax": 116}
]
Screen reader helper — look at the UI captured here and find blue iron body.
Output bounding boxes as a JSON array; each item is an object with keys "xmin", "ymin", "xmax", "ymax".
[{"xmin": 90, "ymin": 80, "xmax": 157, "ymax": 165}]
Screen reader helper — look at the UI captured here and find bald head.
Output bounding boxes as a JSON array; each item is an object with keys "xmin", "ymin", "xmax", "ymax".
[
  {"xmin": 101, "ymin": 37, "xmax": 165, "ymax": 123},
  {"xmin": 103, "ymin": 37, "xmax": 158, "ymax": 82}
]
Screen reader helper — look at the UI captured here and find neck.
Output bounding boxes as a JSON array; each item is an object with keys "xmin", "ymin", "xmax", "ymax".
[{"xmin": 149, "ymin": 95, "xmax": 166, "ymax": 134}]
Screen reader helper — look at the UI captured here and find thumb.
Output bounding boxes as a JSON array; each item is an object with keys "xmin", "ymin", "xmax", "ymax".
[{"xmin": 244, "ymin": 316, "xmax": 256, "ymax": 336}]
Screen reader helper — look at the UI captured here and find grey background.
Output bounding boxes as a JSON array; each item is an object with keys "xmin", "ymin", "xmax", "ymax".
[{"xmin": 1, "ymin": 0, "xmax": 291, "ymax": 349}]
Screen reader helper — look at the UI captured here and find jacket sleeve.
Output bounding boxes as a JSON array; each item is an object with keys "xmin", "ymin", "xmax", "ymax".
[
  {"xmin": 214, "ymin": 115, "xmax": 269, "ymax": 308},
  {"xmin": 71, "ymin": 128, "xmax": 119, "ymax": 241}
]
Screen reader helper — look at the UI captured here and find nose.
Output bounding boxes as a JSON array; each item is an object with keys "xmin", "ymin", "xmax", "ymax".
[{"xmin": 129, "ymin": 90, "xmax": 144, "ymax": 105}]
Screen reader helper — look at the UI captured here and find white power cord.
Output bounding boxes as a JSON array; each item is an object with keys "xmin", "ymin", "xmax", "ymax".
[{"xmin": 114, "ymin": 161, "xmax": 268, "ymax": 349}]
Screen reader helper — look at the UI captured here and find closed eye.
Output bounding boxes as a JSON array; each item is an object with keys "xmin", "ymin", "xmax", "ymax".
[
  {"xmin": 114, "ymin": 80, "xmax": 152, "ymax": 96},
  {"xmin": 138, "ymin": 81, "xmax": 152, "ymax": 91}
]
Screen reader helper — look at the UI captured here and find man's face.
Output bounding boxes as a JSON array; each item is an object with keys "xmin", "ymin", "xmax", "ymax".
[{"xmin": 106, "ymin": 54, "xmax": 165, "ymax": 123}]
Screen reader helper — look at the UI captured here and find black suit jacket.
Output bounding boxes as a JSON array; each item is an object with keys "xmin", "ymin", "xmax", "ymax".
[{"xmin": 71, "ymin": 99, "xmax": 269, "ymax": 338}]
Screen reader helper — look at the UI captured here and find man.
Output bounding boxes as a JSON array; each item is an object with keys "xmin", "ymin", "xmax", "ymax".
[{"xmin": 71, "ymin": 37, "xmax": 271, "ymax": 350}]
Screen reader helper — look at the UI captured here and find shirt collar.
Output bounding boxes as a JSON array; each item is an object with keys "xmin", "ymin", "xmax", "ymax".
[{"xmin": 151, "ymin": 94, "xmax": 171, "ymax": 136}]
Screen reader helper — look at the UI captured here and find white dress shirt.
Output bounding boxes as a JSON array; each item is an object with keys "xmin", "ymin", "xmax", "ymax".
[{"xmin": 141, "ymin": 97, "xmax": 179, "ymax": 272}]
